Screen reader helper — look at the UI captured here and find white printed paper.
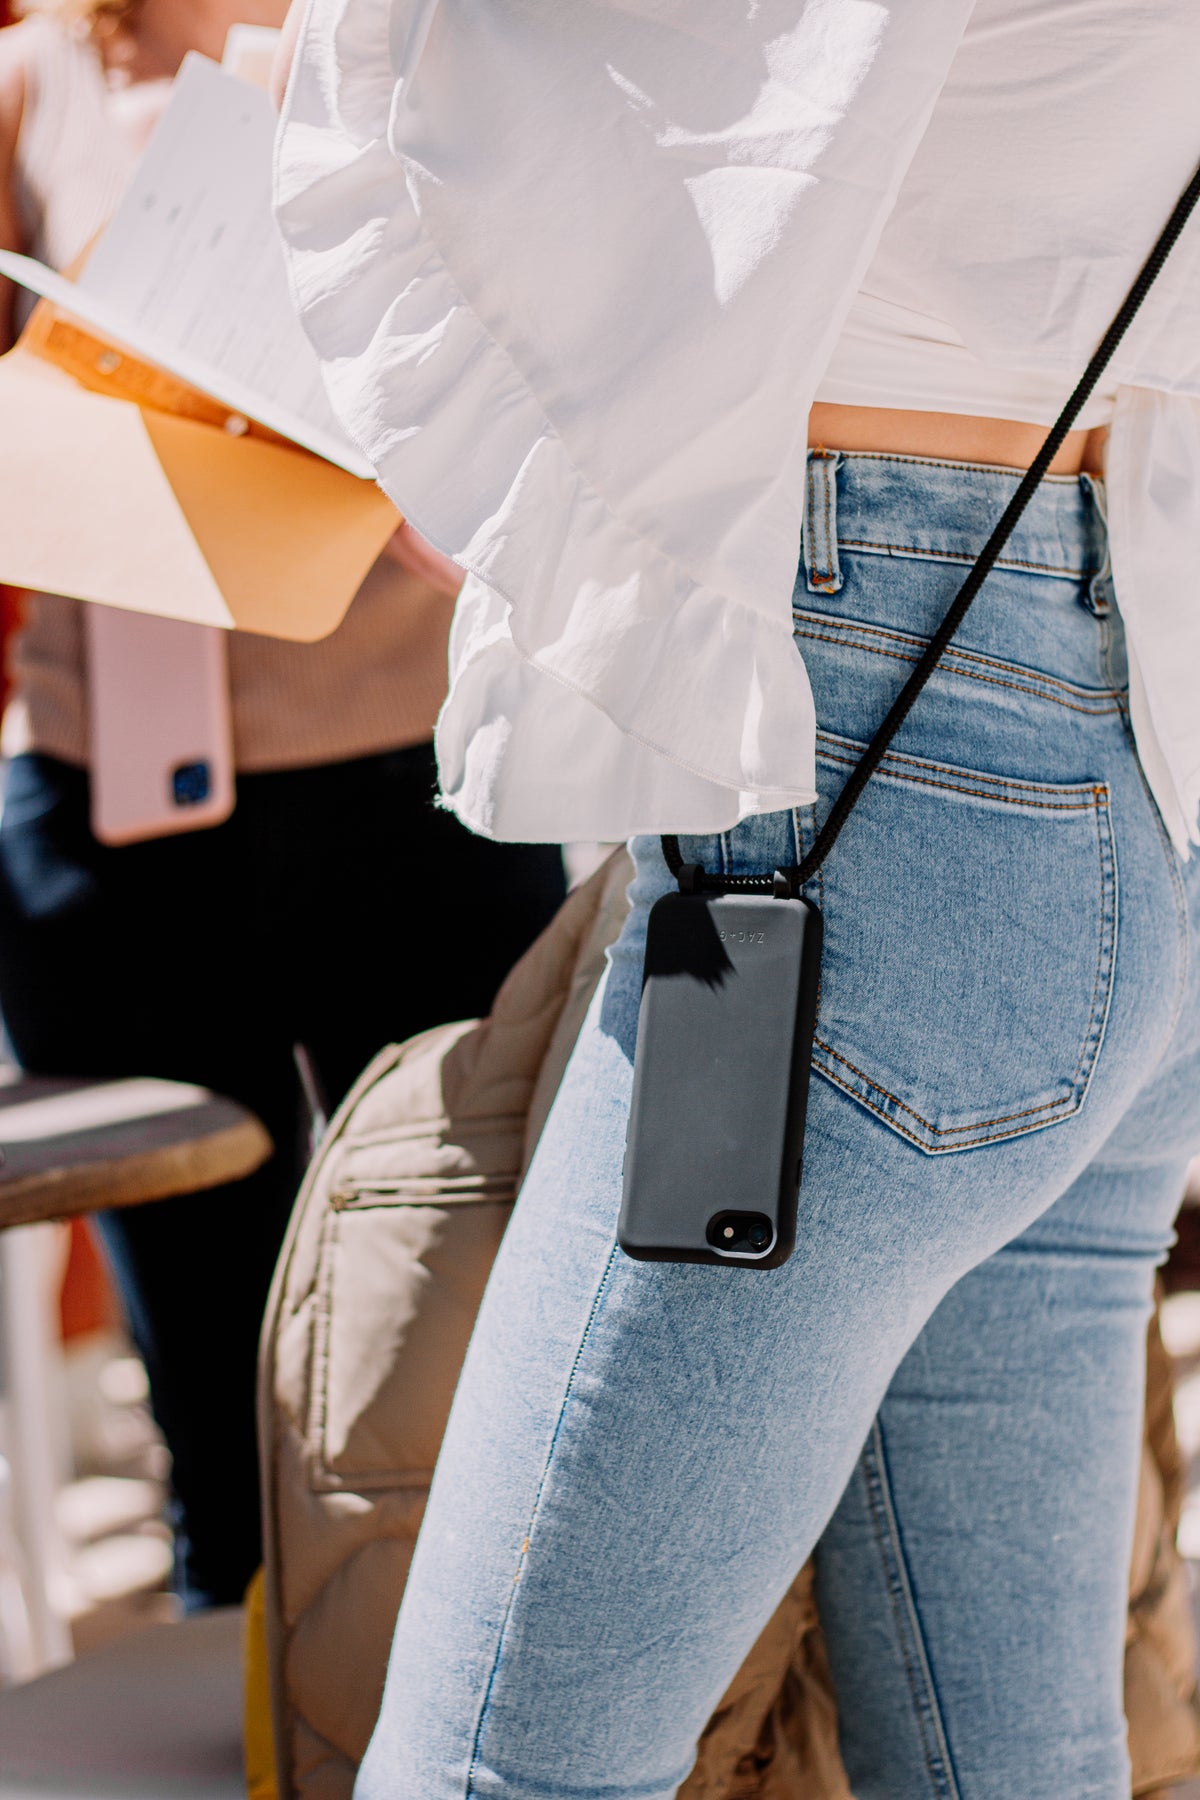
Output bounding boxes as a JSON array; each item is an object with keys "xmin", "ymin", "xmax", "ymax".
[{"xmin": 0, "ymin": 55, "xmax": 373, "ymax": 477}]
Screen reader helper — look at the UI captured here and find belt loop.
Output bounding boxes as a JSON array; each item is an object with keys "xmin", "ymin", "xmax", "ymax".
[
  {"xmin": 1079, "ymin": 472, "xmax": 1112, "ymax": 617},
  {"xmin": 803, "ymin": 448, "xmax": 844, "ymax": 595}
]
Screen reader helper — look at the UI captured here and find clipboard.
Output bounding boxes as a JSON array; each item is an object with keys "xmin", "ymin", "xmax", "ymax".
[{"xmin": 0, "ymin": 56, "xmax": 400, "ymax": 643}]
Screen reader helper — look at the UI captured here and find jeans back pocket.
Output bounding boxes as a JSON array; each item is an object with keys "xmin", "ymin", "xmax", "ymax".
[{"xmin": 809, "ymin": 734, "xmax": 1117, "ymax": 1153}]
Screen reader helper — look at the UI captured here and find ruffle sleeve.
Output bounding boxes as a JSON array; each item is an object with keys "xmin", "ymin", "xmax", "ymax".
[{"xmin": 275, "ymin": 0, "xmax": 976, "ymax": 840}]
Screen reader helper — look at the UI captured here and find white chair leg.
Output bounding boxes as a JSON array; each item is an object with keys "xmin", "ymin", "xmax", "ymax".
[
  {"xmin": 0, "ymin": 1226, "xmax": 74, "ymax": 1673},
  {"xmin": 0, "ymin": 1455, "xmax": 37, "ymax": 1683}
]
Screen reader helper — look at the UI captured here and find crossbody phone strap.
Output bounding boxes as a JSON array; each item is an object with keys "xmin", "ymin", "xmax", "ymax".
[{"xmin": 663, "ymin": 159, "xmax": 1200, "ymax": 902}]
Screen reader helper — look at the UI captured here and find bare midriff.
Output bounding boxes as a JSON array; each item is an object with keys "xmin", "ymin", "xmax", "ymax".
[{"xmin": 807, "ymin": 403, "xmax": 1108, "ymax": 476}]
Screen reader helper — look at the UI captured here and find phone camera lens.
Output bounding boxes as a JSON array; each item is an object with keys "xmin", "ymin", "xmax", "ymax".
[
  {"xmin": 706, "ymin": 1212, "xmax": 775, "ymax": 1257},
  {"xmin": 172, "ymin": 760, "xmax": 212, "ymax": 807}
]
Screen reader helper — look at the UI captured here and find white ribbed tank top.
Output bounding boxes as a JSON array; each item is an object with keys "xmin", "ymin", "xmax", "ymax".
[{"xmin": 11, "ymin": 18, "xmax": 137, "ymax": 318}]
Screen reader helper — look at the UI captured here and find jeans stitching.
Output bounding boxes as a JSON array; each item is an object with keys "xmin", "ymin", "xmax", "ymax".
[
  {"xmin": 812, "ymin": 1061, "xmax": 1079, "ymax": 1151},
  {"xmin": 1134, "ymin": 756, "xmax": 1191, "ymax": 1056},
  {"xmin": 820, "ymin": 453, "xmax": 831, "ymax": 586},
  {"xmin": 463, "ymin": 1243, "xmax": 621, "ymax": 1799},
  {"xmin": 810, "ymin": 788, "xmax": 1114, "ymax": 1147},
  {"xmin": 1102, "ymin": 636, "xmax": 1192, "ymax": 1061},
  {"xmin": 794, "ymin": 626, "xmax": 1123, "ymax": 717},
  {"xmin": 813, "ymin": 1038, "xmax": 1077, "ymax": 1135},
  {"xmin": 836, "ymin": 448, "xmax": 1081, "ymax": 483},
  {"xmin": 835, "ymin": 537, "xmax": 1084, "ymax": 577},
  {"xmin": 816, "ymin": 732, "xmax": 1108, "ymax": 798},
  {"xmin": 805, "ymin": 456, "xmax": 817, "ymax": 591},
  {"xmin": 1069, "ymin": 790, "xmax": 1118, "ymax": 1100},
  {"xmin": 805, "ymin": 451, "xmax": 842, "ymax": 593},
  {"xmin": 795, "ymin": 610, "xmax": 1123, "ymax": 704},
  {"xmin": 820, "ymin": 450, "xmax": 842, "ymax": 592},
  {"xmin": 792, "ymin": 805, "xmax": 825, "ymax": 1024},
  {"xmin": 861, "ymin": 1420, "xmax": 962, "ymax": 1800},
  {"xmin": 818, "ymin": 749, "xmax": 1106, "ymax": 813}
]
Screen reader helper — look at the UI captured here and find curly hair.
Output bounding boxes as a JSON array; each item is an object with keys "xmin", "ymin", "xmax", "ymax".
[{"xmin": 14, "ymin": 0, "xmax": 141, "ymax": 50}]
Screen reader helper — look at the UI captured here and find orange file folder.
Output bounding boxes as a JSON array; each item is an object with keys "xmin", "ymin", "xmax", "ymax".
[
  {"xmin": 0, "ymin": 54, "xmax": 400, "ymax": 642},
  {"xmin": 0, "ymin": 304, "xmax": 399, "ymax": 643}
]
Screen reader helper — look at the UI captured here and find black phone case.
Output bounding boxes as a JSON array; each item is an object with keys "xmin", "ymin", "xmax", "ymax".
[{"xmin": 618, "ymin": 891, "xmax": 823, "ymax": 1269}]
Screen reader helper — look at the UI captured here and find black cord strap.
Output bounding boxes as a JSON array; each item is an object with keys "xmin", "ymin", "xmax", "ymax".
[{"xmin": 664, "ymin": 158, "xmax": 1200, "ymax": 899}]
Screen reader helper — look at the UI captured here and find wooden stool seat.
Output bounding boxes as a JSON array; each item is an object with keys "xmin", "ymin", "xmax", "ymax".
[
  {"xmin": 0, "ymin": 1608, "xmax": 245, "ymax": 1798},
  {"xmin": 0, "ymin": 1071, "xmax": 271, "ymax": 1230}
]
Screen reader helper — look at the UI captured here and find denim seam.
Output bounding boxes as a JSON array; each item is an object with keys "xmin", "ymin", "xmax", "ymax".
[
  {"xmin": 814, "ymin": 1038, "xmax": 1079, "ymax": 1137},
  {"xmin": 794, "ymin": 626, "xmax": 1123, "ymax": 718},
  {"xmin": 819, "ymin": 451, "xmax": 843, "ymax": 592},
  {"xmin": 815, "ymin": 810, "xmax": 825, "ymax": 915},
  {"xmin": 790, "ymin": 803, "xmax": 825, "ymax": 904},
  {"xmin": 812, "ymin": 1062, "xmax": 1070, "ymax": 1151},
  {"xmin": 817, "ymin": 733, "xmax": 1109, "ymax": 799},
  {"xmin": 1080, "ymin": 471, "xmax": 1114, "ymax": 616},
  {"xmin": 822, "ymin": 455, "xmax": 837, "ymax": 589},
  {"xmin": 818, "ymin": 750, "xmax": 1107, "ymax": 814},
  {"xmin": 788, "ymin": 806, "xmax": 804, "ymax": 867},
  {"xmin": 792, "ymin": 806, "xmax": 825, "ymax": 1025},
  {"xmin": 804, "ymin": 457, "xmax": 819, "ymax": 591},
  {"xmin": 463, "ymin": 1243, "xmax": 622, "ymax": 1800},
  {"xmin": 835, "ymin": 537, "xmax": 1087, "ymax": 578},
  {"xmin": 1096, "ymin": 611, "xmax": 1192, "ymax": 1058},
  {"xmin": 1072, "ymin": 789, "xmax": 1118, "ymax": 1102},
  {"xmin": 795, "ymin": 611, "xmax": 1123, "ymax": 705},
  {"xmin": 805, "ymin": 453, "xmax": 843, "ymax": 594},
  {"xmin": 1116, "ymin": 709, "xmax": 1191, "ymax": 1062},
  {"xmin": 861, "ymin": 1420, "xmax": 963, "ymax": 1800},
  {"xmin": 836, "ymin": 448, "xmax": 1081, "ymax": 483}
]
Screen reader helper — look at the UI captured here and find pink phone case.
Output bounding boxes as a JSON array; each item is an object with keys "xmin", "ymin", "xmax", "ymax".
[{"xmin": 85, "ymin": 605, "xmax": 235, "ymax": 846}]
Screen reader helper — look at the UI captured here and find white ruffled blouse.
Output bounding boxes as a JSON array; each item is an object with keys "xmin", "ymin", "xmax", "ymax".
[{"xmin": 275, "ymin": 0, "xmax": 1200, "ymax": 849}]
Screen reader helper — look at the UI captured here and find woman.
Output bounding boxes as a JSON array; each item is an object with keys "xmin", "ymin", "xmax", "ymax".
[
  {"xmin": 273, "ymin": 1, "xmax": 1200, "ymax": 1793},
  {"xmin": 0, "ymin": 0, "xmax": 564, "ymax": 1611}
]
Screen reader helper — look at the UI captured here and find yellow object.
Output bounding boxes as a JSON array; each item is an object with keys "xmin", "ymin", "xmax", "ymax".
[
  {"xmin": 0, "ymin": 300, "xmax": 399, "ymax": 643},
  {"xmin": 243, "ymin": 1567, "xmax": 279, "ymax": 1800}
]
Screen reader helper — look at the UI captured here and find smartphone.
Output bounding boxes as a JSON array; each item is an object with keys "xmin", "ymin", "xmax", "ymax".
[
  {"xmin": 85, "ymin": 605, "xmax": 235, "ymax": 846},
  {"xmin": 618, "ymin": 891, "xmax": 822, "ymax": 1269}
]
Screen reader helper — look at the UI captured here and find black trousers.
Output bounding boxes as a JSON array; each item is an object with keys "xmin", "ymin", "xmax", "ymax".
[{"xmin": 0, "ymin": 747, "xmax": 565, "ymax": 1608}]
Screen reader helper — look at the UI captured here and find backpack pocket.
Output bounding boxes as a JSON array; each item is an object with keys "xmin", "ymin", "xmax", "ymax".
[{"xmin": 307, "ymin": 1185, "xmax": 511, "ymax": 1489}]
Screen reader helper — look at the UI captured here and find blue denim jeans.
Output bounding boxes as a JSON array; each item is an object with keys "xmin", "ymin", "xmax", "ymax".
[{"xmin": 357, "ymin": 453, "xmax": 1200, "ymax": 1800}]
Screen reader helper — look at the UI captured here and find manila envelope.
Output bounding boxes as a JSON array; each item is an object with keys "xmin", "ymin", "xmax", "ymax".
[{"xmin": 0, "ymin": 301, "xmax": 400, "ymax": 642}]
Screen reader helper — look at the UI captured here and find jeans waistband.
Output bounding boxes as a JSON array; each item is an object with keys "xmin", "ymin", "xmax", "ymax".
[{"xmin": 801, "ymin": 449, "xmax": 1110, "ymax": 601}]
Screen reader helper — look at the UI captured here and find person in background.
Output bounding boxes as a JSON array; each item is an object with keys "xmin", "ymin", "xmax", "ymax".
[{"xmin": 0, "ymin": 0, "xmax": 564, "ymax": 1610}]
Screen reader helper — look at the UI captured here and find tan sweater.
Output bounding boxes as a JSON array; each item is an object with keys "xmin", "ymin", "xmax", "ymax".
[{"xmin": 4, "ymin": 17, "xmax": 452, "ymax": 774}]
